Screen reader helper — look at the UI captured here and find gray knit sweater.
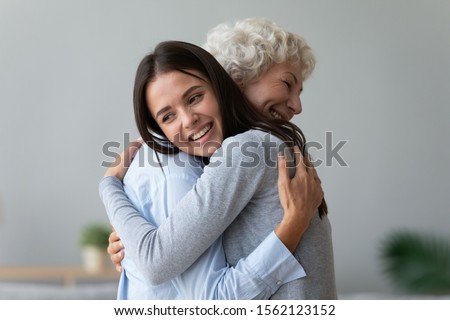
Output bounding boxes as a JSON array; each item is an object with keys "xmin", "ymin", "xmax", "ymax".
[{"xmin": 100, "ymin": 129, "xmax": 337, "ymax": 299}]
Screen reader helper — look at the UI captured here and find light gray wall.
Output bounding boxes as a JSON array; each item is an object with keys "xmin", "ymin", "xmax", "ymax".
[{"xmin": 0, "ymin": 0, "xmax": 449, "ymax": 295}]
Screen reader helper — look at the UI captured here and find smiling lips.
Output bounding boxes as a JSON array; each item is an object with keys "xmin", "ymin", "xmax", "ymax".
[
  {"xmin": 190, "ymin": 124, "xmax": 212, "ymax": 141},
  {"xmin": 269, "ymin": 109, "xmax": 290, "ymax": 121},
  {"xmin": 270, "ymin": 109, "xmax": 284, "ymax": 120}
]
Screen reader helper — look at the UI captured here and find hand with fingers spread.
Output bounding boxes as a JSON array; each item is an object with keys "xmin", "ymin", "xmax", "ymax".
[
  {"xmin": 104, "ymin": 139, "xmax": 143, "ymax": 181},
  {"xmin": 107, "ymin": 229, "xmax": 125, "ymax": 273},
  {"xmin": 274, "ymin": 146, "xmax": 324, "ymax": 252}
]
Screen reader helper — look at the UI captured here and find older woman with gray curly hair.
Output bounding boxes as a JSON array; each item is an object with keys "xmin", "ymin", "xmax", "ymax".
[
  {"xmin": 205, "ymin": 17, "xmax": 316, "ymax": 122},
  {"xmin": 204, "ymin": 17, "xmax": 336, "ymax": 299}
]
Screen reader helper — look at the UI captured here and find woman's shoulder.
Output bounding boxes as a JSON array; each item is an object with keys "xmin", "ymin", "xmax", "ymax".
[
  {"xmin": 125, "ymin": 144, "xmax": 204, "ymax": 183},
  {"xmin": 223, "ymin": 129, "xmax": 283, "ymax": 145},
  {"xmin": 209, "ymin": 129, "xmax": 288, "ymax": 170}
]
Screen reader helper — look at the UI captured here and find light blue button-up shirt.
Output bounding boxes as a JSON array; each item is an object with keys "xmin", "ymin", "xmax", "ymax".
[{"xmin": 112, "ymin": 144, "xmax": 306, "ymax": 299}]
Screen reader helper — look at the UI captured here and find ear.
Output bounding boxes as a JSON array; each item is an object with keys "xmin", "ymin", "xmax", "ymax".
[{"xmin": 230, "ymin": 71, "xmax": 245, "ymax": 90}]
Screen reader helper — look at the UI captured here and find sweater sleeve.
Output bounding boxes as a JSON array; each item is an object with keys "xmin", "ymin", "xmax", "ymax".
[{"xmin": 100, "ymin": 131, "xmax": 287, "ymax": 285}]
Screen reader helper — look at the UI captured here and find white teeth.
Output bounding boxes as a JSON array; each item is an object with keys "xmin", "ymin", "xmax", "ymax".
[
  {"xmin": 270, "ymin": 110, "xmax": 283, "ymax": 120},
  {"xmin": 192, "ymin": 124, "xmax": 211, "ymax": 141}
]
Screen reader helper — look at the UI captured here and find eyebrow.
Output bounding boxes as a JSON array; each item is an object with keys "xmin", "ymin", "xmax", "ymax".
[
  {"xmin": 155, "ymin": 106, "xmax": 171, "ymax": 120},
  {"xmin": 286, "ymin": 72, "xmax": 298, "ymax": 84},
  {"xmin": 154, "ymin": 85, "xmax": 203, "ymax": 120}
]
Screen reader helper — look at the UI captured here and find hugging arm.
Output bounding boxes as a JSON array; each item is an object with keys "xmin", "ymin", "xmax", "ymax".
[
  {"xmin": 102, "ymin": 175, "xmax": 304, "ymax": 299},
  {"xmin": 173, "ymin": 145, "xmax": 321, "ymax": 299},
  {"xmin": 100, "ymin": 144, "xmax": 267, "ymax": 285},
  {"xmin": 107, "ymin": 145, "xmax": 322, "ymax": 272},
  {"xmin": 100, "ymin": 132, "xmax": 321, "ymax": 286}
]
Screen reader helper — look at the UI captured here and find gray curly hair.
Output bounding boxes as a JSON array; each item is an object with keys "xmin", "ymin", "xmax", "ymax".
[{"xmin": 204, "ymin": 17, "xmax": 316, "ymax": 86}]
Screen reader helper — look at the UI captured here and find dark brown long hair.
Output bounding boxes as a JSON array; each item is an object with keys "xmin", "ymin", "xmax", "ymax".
[{"xmin": 133, "ymin": 41, "xmax": 327, "ymax": 217}]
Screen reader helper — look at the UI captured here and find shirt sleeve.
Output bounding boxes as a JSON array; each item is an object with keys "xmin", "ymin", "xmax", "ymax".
[
  {"xmin": 100, "ymin": 131, "xmax": 295, "ymax": 285},
  {"xmin": 172, "ymin": 232, "xmax": 305, "ymax": 300}
]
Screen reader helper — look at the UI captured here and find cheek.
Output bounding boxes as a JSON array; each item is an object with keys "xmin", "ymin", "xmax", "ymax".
[
  {"xmin": 251, "ymin": 102, "xmax": 266, "ymax": 115},
  {"xmin": 249, "ymin": 100, "xmax": 271, "ymax": 119},
  {"xmin": 244, "ymin": 93, "xmax": 266, "ymax": 114},
  {"xmin": 160, "ymin": 126, "xmax": 177, "ymax": 144},
  {"xmin": 243, "ymin": 86, "xmax": 276, "ymax": 115},
  {"xmin": 243, "ymin": 86, "xmax": 261, "ymax": 107}
]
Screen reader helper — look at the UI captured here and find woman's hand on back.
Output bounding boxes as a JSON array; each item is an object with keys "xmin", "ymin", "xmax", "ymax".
[
  {"xmin": 275, "ymin": 146, "xmax": 324, "ymax": 251},
  {"xmin": 104, "ymin": 139, "xmax": 143, "ymax": 181},
  {"xmin": 107, "ymin": 229, "xmax": 125, "ymax": 273}
]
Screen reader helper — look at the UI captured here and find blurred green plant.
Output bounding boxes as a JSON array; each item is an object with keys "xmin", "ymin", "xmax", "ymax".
[
  {"xmin": 79, "ymin": 223, "xmax": 111, "ymax": 250},
  {"xmin": 380, "ymin": 230, "xmax": 450, "ymax": 295}
]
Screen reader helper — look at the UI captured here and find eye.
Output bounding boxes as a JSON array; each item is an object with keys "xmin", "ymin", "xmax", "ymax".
[
  {"xmin": 188, "ymin": 93, "xmax": 203, "ymax": 105},
  {"xmin": 283, "ymin": 80, "xmax": 292, "ymax": 92},
  {"xmin": 161, "ymin": 112, "xmax": 175, "ymax": 123}
]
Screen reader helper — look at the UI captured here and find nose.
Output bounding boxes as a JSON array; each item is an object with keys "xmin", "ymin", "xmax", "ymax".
[
  {"xmin": 287, "ymin": 95, "xmax": 302, "ymax": 115},
  {"xmin": 181, "ymin": 109, "xmax": 199, "ymax": 128}
]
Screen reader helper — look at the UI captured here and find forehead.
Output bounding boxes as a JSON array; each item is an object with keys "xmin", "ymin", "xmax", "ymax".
[
  {"xmin": 149, "ymin": 70, "xmax": 206, "ymax": 90},
  {"xmin": 264, "ymin": 62, "xmax": 302, "ymax": 81}
]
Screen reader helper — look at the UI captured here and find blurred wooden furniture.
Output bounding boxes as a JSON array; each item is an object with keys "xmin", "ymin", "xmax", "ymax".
[{"xmin": 0, "ymin": 266, "xmax": 119, "ymax": 287}]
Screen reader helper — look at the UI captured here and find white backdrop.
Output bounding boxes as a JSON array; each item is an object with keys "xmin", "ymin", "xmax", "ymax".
[{"xmin": 0, "ymin": 0, "xmax": 449, "ymax": 295}]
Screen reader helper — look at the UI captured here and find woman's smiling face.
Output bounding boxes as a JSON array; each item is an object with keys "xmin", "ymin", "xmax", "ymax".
[
  {"xmin": 242, "ymin": 62, "xmax": 304, "ymax": 121},
  {"xmin": 146, "ymin": 70, "xmax": 223, "ymax": 157}
]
